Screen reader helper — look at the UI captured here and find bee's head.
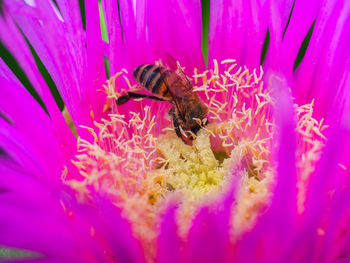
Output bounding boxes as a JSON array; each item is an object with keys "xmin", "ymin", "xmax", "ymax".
[{"xmin": 182, "ymin": 100, "xmax": 208, "ymax": 132}]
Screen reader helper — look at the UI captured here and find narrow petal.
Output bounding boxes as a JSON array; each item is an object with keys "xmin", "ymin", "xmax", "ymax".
[
  {"xmin": 236, "ymin": 72, "xmax": 297, "ymax": 262},
  {"xmin": 157, "ymin": 205, "xmax": 182, "ymax": 263},
  {"xmin": 263, "ymin": 0, "xmax": 283, "ymax": 72},
  {"xmin": 0, "ymin": 62, "xmax": 65, "ymax": 180},
  {"xmin": 118, "ymin": 0, "xmax": 142, "ymax": 69},
  {"xmin": 294, "ymin": 0, "xmax": 350, "ymax": 119},
  {"xmin": 266, "ymin": 72, "xmax": 297, "ymax": 230},
  {"xmin": 4, "ymin": 0, "xmax": 108, "ymax": 133},
  {"xmin": 295, "ymin": 125, "xmax": 350, "ymax": 261},
  {"xmin": 104, "ymin": 0, "xmax": 203, "ymax": 73},
  {"xmin": 187, "ymin": 182, "xmax": 236, "ymax": 262},
  {"xmin": 0, "ymin": 119, "xmax": 47, "ymax": 179},
  {"xmin": 0, "ymin": 11, "xmax": 76, "ymax": 161},
  {"xmin": 101, "ymin": 0, "xmax": 155, "ymax": 124},
  {"xmin": 82, "ymin": 195, "xmax": 146, "ymax": 263},
  {"xmin": 4, "ymin": 1, "xmax": 89, "ymax": 126},
  {"xmin": 316, "ymin": 187, "xmax": 350, "ymax": 262},
  {"xmin": 0, "ymin": 166, "xmax": 84, "ymax": 262},
  {"xmin": 279, "ymin": 0, "xmax": 322, "ymax": 74},
  {"xmin": 1, "ymin": 161, "xmax": 144, "ymax": 262},
  {"xmin": 244, "ymin": 0, "xmax": 269, "ymax": 69},
  {"xmin": 303, "ymin": 126, "xmax": 348, "ymax": 228},
  {"xmin": 187, "ymin": 207, "xmax": 230, "ymax": 263}
]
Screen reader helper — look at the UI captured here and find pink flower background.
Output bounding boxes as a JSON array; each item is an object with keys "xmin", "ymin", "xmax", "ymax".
[{"xmin": 0, "ymin": 0, "xmax": 350, "ymax": 262}]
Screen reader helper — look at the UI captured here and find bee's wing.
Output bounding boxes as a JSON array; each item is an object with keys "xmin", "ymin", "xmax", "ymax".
[
  {"xmin": 163, "ymin": 52, "xmax": 178, "ymax": 71},
  {"xmin": 163, "ymin": 52, "xmax": 193, "ymax": 91},
  {"xmin": 159, "ymin": 67, "xmax": 186, "ymax": 119},
  {"xmin": 176, "ymin": 66, "xmax": 193, "ymax": 91}
]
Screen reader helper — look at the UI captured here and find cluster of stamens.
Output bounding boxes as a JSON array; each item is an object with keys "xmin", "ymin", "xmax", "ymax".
[{"xmin": 63, "ymin": 59, "xmax": 327, "ymax": 260}]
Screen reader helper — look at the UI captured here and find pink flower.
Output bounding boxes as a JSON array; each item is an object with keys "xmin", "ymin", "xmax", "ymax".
[{"xmin": 0, "ymin": 0, "xmax": 349, "ymax": 262}]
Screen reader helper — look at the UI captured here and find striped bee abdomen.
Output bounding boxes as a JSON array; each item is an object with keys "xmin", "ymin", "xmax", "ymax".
[{"xmin": 133, "ymin": 64, "xmax": 172, "ymax": 99}]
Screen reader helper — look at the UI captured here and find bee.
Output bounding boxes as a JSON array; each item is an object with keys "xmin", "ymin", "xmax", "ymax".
[{"xmin": 116, "ymin": 63, "xmax": 208, "ymax": 143}]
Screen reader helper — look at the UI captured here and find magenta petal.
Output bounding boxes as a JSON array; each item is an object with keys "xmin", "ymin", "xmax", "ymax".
[
  {"xmin": 236, "ymin": 72, "xmax": 297, "ymax": 263},
  {"xmin": 102, "ymin": 0, "xmax": 204, "ymax": 123},
  {"xmin": 1, "ymin": 259, "xmax": 66, "ymax": 263},
  {"xmin": 0, "ymin": 161, "xmax": 144, "ymax": 262},
  {"xmin": 0, "ymin": 12, "xmax": 76, "ymax": 162},
  {"xmin": 118, "ymin": 0, "xmax": 141, "ymax": 68},
  {"xmin": 4, "ymin": 1, "xmax": 87, "ymax": 125},
  {"xmin": 279, "ymin": 0, "xmax": 322, "ymax": 74},
  {"xmin": 276, "ymin": 0, "xmax": 294, "ymax": 29},
  {"xmin": 104, "ymin": 0, "xmax": 204, "ymax": 73},
  {"xmin": 296, "ymin": 127, "xmax": 350, "ymax": 260},
  {"xmin": 294, "ymin": 0, "xmax": 350, "ymax": 120},
  {"xmin": 0, "ymin": 69, "xmax": 65, "ymax": 180},
  {"xmin": 316, "ymin": 187, "xmax": 350, "ymax": 262},
  {"xmin": 243, "ymin": 0, "xmax": 269, "ymax": 69},
  {"xmin": 0, "ymin": 120, "xmax": 47, "ymax": 179},
  {"xmin": 263, "ymin": 0, "xmax": 284, "ymax": 73},
  {"xmin": 186, "ymin": 182, "xmax": 236, "ymax": 263},
  {"xmin": 4, "ymin": 0, "xmax": 107, "ymax": 132},
  {"xmin": 304, "ymin": 128, "xmax": 348, "ymax": 226},
  {"xmin": 266, "ymin": 72, "xmax": 297, "ymax": 224},
  {"xmin": 333, "ymin": 62, "xmax": 350, "ymax": 133},
  {"xmin": 187, "ymin": 208, "xmax": 230, "ymax": 263},
  {"xmin": 0, "ymin": 162, "xmax": 50, "ymax": 198},
  {"xmin": 0, "ymin": 167, "xmax": 83, "ymax": 262},
  {"xmin": 56, "ymin": 0, "xmax": 86, "ymax": 50},
  {"xmin": 81, "ymin": 195, "xmax": 146, "ymax": 263},
  {"xmin": 335, "ymin": 225, "xmax": 350, "ymax": 263},
  {"xmin": 157, "ymin": 205, "xmax": 182, "ymax": 263},
  {"xmin": 101, "ymin": 0, "xmax": 152, "ymax": 124}
]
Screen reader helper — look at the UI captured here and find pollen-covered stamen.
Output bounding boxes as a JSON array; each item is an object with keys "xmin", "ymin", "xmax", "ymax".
[
  {"xmin": 64, "ymin": 59, "xmax": 328, "ymax": 261},
  {"xmin": 295, "ymin": 99, "xmax": 328, "ymax": 213}
]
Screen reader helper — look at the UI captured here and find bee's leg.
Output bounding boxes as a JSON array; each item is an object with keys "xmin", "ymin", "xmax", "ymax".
[
  {"xmin": 189, "ymin": 125, "xmax": 201, "ymax": 140},
  {"xmin": 116, "ymin": 92, "xmax": 165, "ymax": 105},
  {"xmin": 169, "ymin": 107, "xmax": 186, "ymax": 142},
  {"xmin": 189, "ymin": 119, "xmax": 209, "ymax": 140},
  {"xmin": 116, "ymin": 94, "xmax": 131, "ymax": 105}
]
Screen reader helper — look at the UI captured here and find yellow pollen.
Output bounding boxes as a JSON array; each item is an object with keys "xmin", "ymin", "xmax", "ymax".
[{"xmin": 156, "ymin": 128, "xmax": 228, "ymax": 200}]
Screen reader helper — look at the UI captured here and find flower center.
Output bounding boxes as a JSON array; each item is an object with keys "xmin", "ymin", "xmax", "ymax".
[
  {"xmin": 156, "ymin": 129, "xmax": 229, "ymax": 202},
  {"xmin": 63, "ymin": 59, "xmax": 327, "ymax": 260}
]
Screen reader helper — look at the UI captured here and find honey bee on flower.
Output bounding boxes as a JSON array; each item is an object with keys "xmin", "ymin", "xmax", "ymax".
[{"xmin": 116, "ymin": 55, "xmax": 208, "ymax": 143}]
